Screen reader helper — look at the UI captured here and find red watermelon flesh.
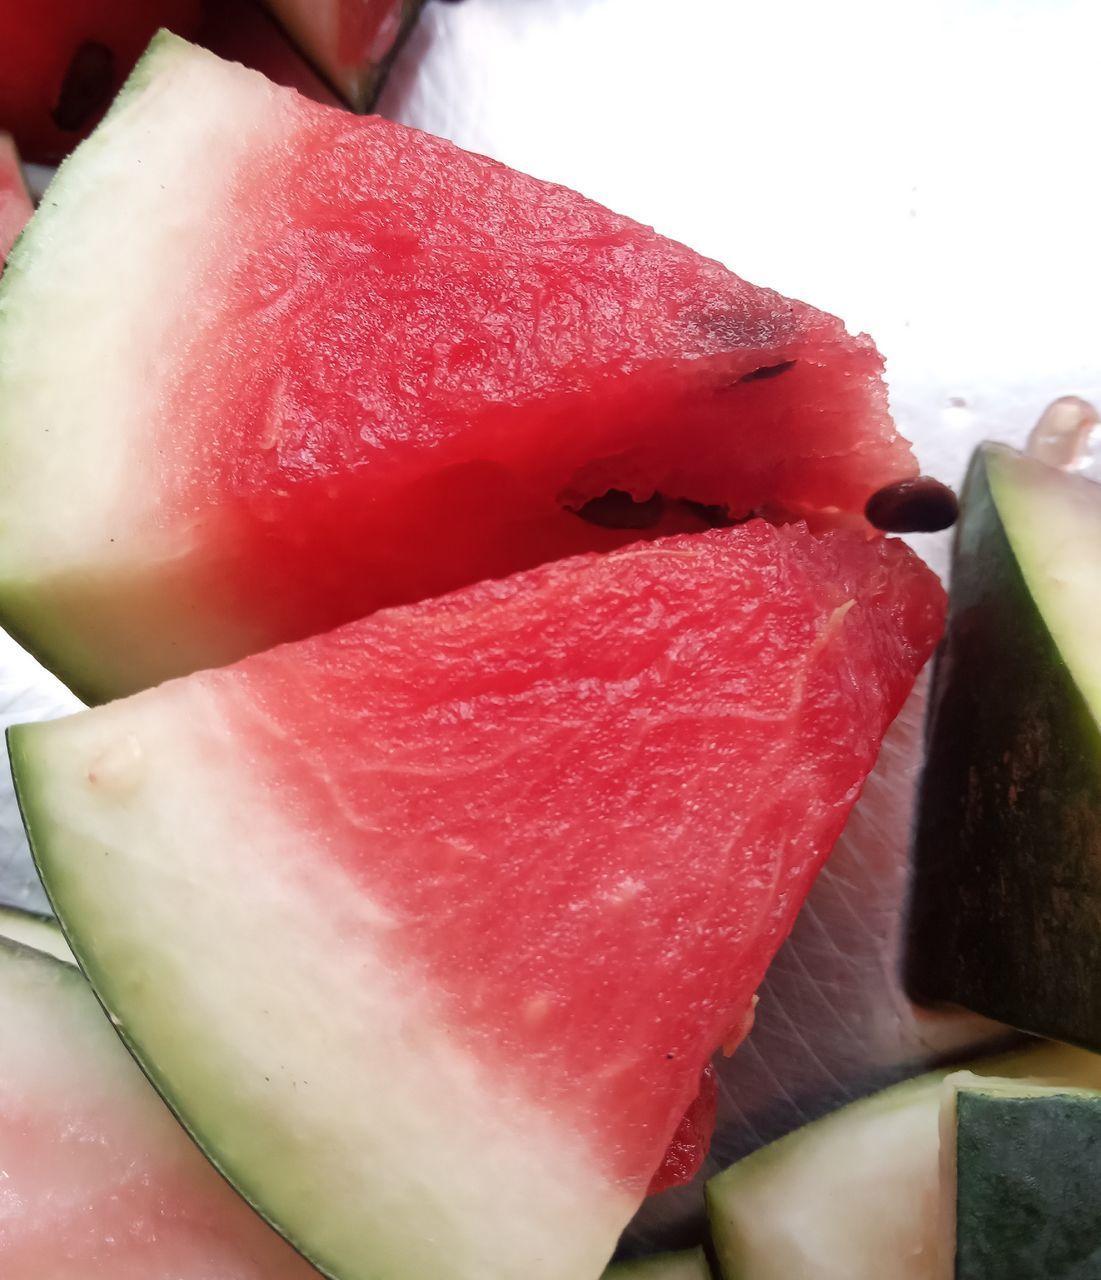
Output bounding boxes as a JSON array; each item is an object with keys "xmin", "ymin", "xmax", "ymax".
[
  {"xmin": 0, "ymin": 132, "xmax": 32, "ymax": 262},
  {"xmin": 648, "ymin": 1064, "xmax": 719, "ymax": 1196},
  {"xmin": 0, "ymin": 36, "xmax": 917, "ymax": 704},
  {"xmin": 17, "ymin": 521, "xmax": 945, "ymax": 1280},
  {"xmin": 0, "ymin": 0, "xmax": 201, "ymax": 162}
]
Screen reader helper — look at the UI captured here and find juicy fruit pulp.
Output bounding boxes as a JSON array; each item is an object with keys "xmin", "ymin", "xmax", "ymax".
[
  {"xmin": 0, "ymin": 936, "xmax": 322, "ymax": 1279},
  {"xmin": 0, "ymin": 35, "xmax": 917, "ymax": 703},
  {"xmin": 0, "ymin": 132, "xmax": 32, "ymax": 262},
  {"xmin": 907, "ymin": 443, "xmax": 1101, "ymax": 1050},
  {"xmin": 16, "ymin": 523, "xmax": 944, "ymax": 1280},
  {"xmin": 262, "ymin": 0, "xmax": 425, "ymax": 108},
  {"xmin": 0, "ymin": 0, "xmax": 201, "ymax": 162}
]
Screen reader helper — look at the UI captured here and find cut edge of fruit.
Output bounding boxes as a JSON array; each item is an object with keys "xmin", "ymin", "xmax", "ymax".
[
  {"xmin": 11, "ymin": 707, "xmax": 635, "ymax": 1280},
  {"xmin": 0, "ymin": 902, "xmax": 74, "ymax": 965}
]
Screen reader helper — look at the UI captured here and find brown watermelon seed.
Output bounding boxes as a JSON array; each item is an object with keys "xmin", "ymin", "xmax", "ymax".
[
  {"xmin": 739, "ymin": 360, "xmax": 797, "ymax": 383},
  {"xmin": 865, "ymin": 476, "xmax": 960, "ymax": 533},
  {"xmin": 574, "ymin": 490, "xmax": 665, "ymax": 530},
  {"xmin": 52, "ymin": 42, "xmax": 115, "ymax": 132}
]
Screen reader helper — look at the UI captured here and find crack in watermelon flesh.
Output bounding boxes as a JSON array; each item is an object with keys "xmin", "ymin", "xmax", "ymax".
[
  {"xmin": 0, "ymin": 35, "xmax": 917, "ymax": 704},
  {"xmin": 16, "ymin": 521, "xmax": 945, "ymax": 1280}
]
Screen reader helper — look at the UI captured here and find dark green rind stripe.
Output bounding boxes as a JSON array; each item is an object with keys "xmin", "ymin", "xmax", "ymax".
[
  {"xmin": 955, "ymin": 1088, "xmax": 1101, "ymax": 1279},
  {"xmin": 906, "ymin": 444, "xmax": 1101, "ymax": 1050}
]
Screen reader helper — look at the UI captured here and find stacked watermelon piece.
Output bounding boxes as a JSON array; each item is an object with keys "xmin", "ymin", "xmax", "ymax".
[
  {"xmin": 260, "ymin": 0, "xmax": 425, "ymax": 108},
  {"xmin": 0, "ymin": 132, "xmax": 32, "ymax": 261},
  {"xmin": 0, "ymin": 35, "xmax": 946, "ymax": 1280}
]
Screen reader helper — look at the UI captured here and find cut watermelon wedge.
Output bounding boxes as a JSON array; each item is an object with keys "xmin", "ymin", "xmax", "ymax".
[
  {"xmin": 0, "ymin": 132, "xmax": 32, "ymax": 262},
  {"xmin": 261, "ymin": 0, "xmax": 424, "ymax": 109},
  {"xmin": 0, "ymin": 934, "xmax": 324, "ymax": 1278},
  {"xmin": 0, "ymin": 34, "xmax": 917, "ymax": 704},
  {"xmin": 15, "ymin": 522, "xmax": 945, "ymax": 1280}
]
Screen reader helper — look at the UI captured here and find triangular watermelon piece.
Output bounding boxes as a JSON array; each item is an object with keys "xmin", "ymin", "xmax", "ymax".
[
  {"xmin": 0, "ymin": 35, "xmax": 917, "ymax": 704},
  {"xmin": 14, "ymin": 521, "xmax": 945, "ymax": 1280},
  {"xmin": 0, "ymin": 132, "xmax": 32, "ymax": 262},
  {"xmin": 261, "ymin": 0, "xmax": 424, "ymax": 109},
  {"xmin": 0, "ymin": 932, "xmax": 324, "ymax": 1277}
]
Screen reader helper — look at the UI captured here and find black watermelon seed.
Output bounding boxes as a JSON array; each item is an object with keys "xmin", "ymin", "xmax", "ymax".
[
  {"xmin": 865, "ymin": 475, "xmax": 959, "ymax": 533},
  {"xmin": 739, "ymin": 360, "xmax": 796, "ymax": 384}
]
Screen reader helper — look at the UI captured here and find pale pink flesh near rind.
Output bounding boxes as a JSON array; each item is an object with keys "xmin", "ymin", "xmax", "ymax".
[
  {"xmin": 0, "ymin": 36, "xmax": 916, "ymax": 703},
  {"xmin": 0, "ymin": 936, "xmax": 323, "ymax": 1279},
  {"xmin": 0, "ymin": 132, "xmax": 32, "ymax": 262},
  {"xmin": 16, "ymin": 522, "xmax": 944, "ymax": 1280}
]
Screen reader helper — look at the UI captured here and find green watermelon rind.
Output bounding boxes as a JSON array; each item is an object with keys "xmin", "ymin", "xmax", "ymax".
[
  {"xmin": 705, "ymin": 1040, "xmax": 1101, "ymax": 1280},
  {"xmin": 12, "ymin": 705, "xmax": 633, "ymax": 1280},
  {"xmin": 8, "ymin": 719, "xmax": 337, "ymax": 1278},
  {"xmin": 0, "ymin": 902, "xmax": 74, "ymax": 965},
  {"xmin": 0, "ymin": 32, "xmax": 192, "ymax": 705},
  {"xmin": 603, "ymin": 1247, "xmax": 712, "ymax": 1280}
]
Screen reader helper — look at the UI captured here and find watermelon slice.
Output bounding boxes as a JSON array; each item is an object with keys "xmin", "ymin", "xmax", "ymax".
[
  {"xmin": 14, "ymin": 521, "xmax": 945, "ymax": 1280},
  {"xmin": 0, "ymin": 132, "xmax": 32, "ymax": 262},
  {"xmin": 0, "ymin": 1, "xmax": 201, "ymax": 162},
  {"xmin": 0, "ymin": 933, "xmax": 324, "ymax": 1278},
  {"xmin": 0, "ymin": 35, "xmax": 917, "ymax": 704},
  {"xmin": 261, "ymin": 0, "xmax": 426, "ymax": 109}
]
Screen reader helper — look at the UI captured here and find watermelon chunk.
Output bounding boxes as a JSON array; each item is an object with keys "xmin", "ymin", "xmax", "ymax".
[
  {"xmin": 0, "ymin": 132, "xmax": 32, "ymax": 262},
  {"xmin": 0, "ymin": 35, "xmax": 917, "ymax": 704},
  {"xmin": 0, "ymin": 0, "xmax": 201, "ymax": 162},
  {"xmin": 261, "ymin": 0, "xmax": 425, "ymax": 109},
  {"xmin": 14, "ymin": 522, "xmax": 945, "ymax": 1280},
  {"xmin": 0, "ymin": 934, "xmax": 323, "ymax": 1278}
]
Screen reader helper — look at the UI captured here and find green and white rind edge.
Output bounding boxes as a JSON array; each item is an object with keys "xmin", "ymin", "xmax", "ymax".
[
  {"xmin": 983, "ymin": 443, "xmax": 1101, "ymax": 720},
  {"xmin": 603, "ymin": 1248, "xmax": 711, "ymax": 1280},
  {"xmin": 705, "ymin": 1041, "xmax": 1101, "ymax": 1280},
  {"xmin": 11, "ymin": 689, "xmax": 634, "ymax": 1280},
  {"xmin": 0, "ymin": 903, "xmax": 74, "ymax": 964},
  {"xmin": 0, "ymin": 34, "xmax": 292, "ymax": 702}
]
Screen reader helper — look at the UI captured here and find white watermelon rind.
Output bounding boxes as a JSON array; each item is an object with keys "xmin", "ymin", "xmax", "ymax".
[
  {"xmin": 0, "ymin": 33, "xmax": 289, "ymax": 704},
  {"xmin": 7, "ymin": 721, "xmax": 331, "ymax": 1271},
  {"xmin": 9, "ymin": 719, "xmax": 346, "ymax": 1276},
  {"xmin": 11, "ymin": 701, "xmax": 634, "ymax": 1280},
  {"xmin": 0, "ymin": 32, "xmax": 190, "ymax": 703},
  {"xmin": 0, "ymin": 902, "xmax": 74, "ymax": 964}
]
